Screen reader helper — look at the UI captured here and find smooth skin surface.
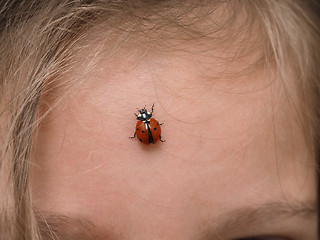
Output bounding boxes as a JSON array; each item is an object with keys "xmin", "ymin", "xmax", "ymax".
[{"xmin": 30, "ymin": 39, "xmax": 317, "ymax": 239}]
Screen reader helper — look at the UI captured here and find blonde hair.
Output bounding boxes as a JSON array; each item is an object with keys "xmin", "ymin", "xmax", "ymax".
[{"xmin": 0, "ymin": 0, "xmax": 319, "ymax": 239}]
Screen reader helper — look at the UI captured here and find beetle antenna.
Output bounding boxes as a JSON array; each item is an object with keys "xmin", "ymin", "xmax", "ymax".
[{"xmin": 151, "ymin": 103, "xmax": 154, "ymax": 113}]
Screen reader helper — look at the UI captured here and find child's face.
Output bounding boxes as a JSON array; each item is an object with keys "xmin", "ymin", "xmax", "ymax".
[{"xmin": 30, "ymin": 44, "xmax": 317, "ymax": 239}]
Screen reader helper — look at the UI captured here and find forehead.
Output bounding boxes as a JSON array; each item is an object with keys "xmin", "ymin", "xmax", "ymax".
[{"xmin": 30, "ymin": 42, "xmax": 317, "ymax": 238}]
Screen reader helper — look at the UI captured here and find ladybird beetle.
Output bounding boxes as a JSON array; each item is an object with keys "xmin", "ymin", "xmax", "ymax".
[{"xmin": 130, "ymin": 104, "xmax": 164, "ymax": 144}]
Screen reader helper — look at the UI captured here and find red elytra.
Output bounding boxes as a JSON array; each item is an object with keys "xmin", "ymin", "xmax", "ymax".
[{"xmin": 131, "ymin": 104, "xmax": 164, "ymax": 145}]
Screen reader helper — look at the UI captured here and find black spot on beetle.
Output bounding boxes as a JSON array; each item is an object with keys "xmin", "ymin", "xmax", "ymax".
[
  {"xmin": 139, "ymin": 139, "xmax": 143, "ymax": 142},
  {"xmin": 153, "ymin": 127, "xmax": 157, "ymax": 131},
  {"xmin": 136, "ymin": 128, "xmax": 139, "ymax": 130},
  {"xmin": 141, "ymin": 130, "xmax": 145, "ymax": 133}
]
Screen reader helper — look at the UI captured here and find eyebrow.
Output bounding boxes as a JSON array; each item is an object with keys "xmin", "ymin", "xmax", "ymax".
[
  {"xmin": 36, "ymin": 201, "xmax": 317, "ymax": 240},
  {"xmin": 200, "ymin": 201, "xmax": 317, "ymax": 239},
  {"xmin": 36, "ymin": 213, "xmax": 113, "ymax": 240}
]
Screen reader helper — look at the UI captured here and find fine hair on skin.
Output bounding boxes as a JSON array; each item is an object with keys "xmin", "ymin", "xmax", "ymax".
[{"xmin": 0, "ymin": 0, "xmax": 319, "ymax": 239}]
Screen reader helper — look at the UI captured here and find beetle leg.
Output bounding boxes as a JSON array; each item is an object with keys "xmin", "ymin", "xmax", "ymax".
[
  {"xmin": 130, "ymin": 131, "xmax": 136, "ymax": 139},
  {"xmin": 159, "ymin": 135, "xmax": 165, "ymax": 142}
]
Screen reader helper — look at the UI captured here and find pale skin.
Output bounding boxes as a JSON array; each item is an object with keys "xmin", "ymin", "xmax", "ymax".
[{"xmin": 30, "ymin": 38, "xmax": 317, "ymax": 239}]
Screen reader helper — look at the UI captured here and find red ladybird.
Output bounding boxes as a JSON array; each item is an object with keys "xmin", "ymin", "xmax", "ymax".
[{"xmin": 130, "ymin": 104, "xmax": 164, "ymax": 144}]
